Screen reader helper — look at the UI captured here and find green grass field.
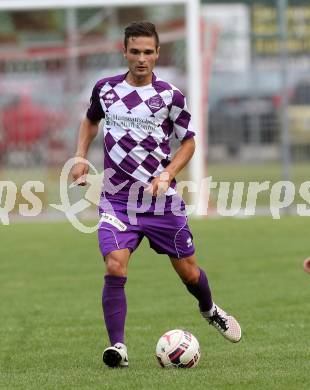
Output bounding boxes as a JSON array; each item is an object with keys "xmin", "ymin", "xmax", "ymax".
[{"xmin": 0, "ymin": 217, "xmax": 310, "ymax": 389}]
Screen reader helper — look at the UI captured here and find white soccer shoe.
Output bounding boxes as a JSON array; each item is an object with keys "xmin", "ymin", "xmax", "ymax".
[
  {"xmin": 102, "ymin": 343, "xmax": 128, "ymax": 368},
  {"xmin": 201, "ymin": 304, "xmax": 242, "ymax": 343}
]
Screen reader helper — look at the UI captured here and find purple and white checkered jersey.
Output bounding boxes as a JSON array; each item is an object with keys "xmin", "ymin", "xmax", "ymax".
[{"xmin": 87, "ymin": 72, "xmax": 195, "ymax": 202}]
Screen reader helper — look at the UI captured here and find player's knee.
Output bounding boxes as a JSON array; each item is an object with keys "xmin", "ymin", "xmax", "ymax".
[
  {"xmin": 179, "ymin": 267, "xmax": 200, "ymax": 285},
  {"xmin": 105, "ymin": 256, "xmax": 127, "ymax": 276}
]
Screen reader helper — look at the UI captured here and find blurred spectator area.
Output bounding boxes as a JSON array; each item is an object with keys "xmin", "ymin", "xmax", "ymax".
[
  {"xmin": 0, "ymin": 91, "xmax": 66, "ymax": 166},
  {"xmin": 1, "ymin": 2, "xmax": 310, "ymax": 170},
  {"xmin": 0, "ymin": 6, "xmax": 186, "ymax": 171},
  {"xmin": 208, "ymin": 74, "xmax": 310, "ymax": 163},
  {"xmin": 202, "ymin": 0, "xmax": 310, "ymax": 163}
]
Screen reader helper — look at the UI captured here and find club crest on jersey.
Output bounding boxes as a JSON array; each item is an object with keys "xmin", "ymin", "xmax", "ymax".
[
  {"xmin": 104, "ymin": 92, "xmax": 115, "ymax": 105},
  {"xmin": 147, "ymin": 95, "xmax": 164, "ymax": 110}
]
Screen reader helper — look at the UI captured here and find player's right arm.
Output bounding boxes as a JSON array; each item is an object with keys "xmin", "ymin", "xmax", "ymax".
[
  {"xmin": 72, "ymin": 81, "xmax": 105, "ymax": 185},
  {"xmin": 71, "ymin": 117, "xmax": 100, "ymax": 186}
]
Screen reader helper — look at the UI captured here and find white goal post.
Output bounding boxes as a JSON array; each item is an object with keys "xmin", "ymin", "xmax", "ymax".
[{"xmin": 0, "ymin": 0, "xmax": 204, "ymax": 214}]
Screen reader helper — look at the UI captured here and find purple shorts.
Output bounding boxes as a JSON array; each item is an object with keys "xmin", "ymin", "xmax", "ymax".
[{"xmin": 98, "ymin": 207, "xmax": 195, "ymax": 259}]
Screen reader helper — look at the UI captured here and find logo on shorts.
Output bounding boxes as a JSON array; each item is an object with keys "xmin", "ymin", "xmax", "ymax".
[
  {"xmin": 147, "ymin": 95, "xmax": 164, "ymax": 110},
  {"xmin": 187, "ymin": 237, "xmax": 193, "ymax": 248},
  {"xmin": 99, "ymin": 212, "xmax": 127, "ymax": 231}
]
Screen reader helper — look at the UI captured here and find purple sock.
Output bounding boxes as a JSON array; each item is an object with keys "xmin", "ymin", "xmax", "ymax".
[
  {"xmin": 102, "ymin": 275, "xmax": 127, "ymax": 346},
  {"xmin": 185, "ymin": 268, "xmax": 213, "ymax": 312}
]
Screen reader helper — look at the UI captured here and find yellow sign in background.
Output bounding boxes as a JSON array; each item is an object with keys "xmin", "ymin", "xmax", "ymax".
[{"xmin": 252, "ymin": 5, "xmax": 310, "ymax": 54}]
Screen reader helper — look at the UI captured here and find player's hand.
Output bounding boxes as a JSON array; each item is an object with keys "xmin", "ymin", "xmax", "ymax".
[
  {"xmin": 71, "ymin": 159, "xmax": 89, "ymax": 186},
  {"xmin": 146, "ymin": 171, "xmax": 172, "ymax": 196}
]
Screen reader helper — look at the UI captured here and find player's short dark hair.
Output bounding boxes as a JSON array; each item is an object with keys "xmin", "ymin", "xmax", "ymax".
[{"xmin": 124, "ymin": 21, "xmax": 159, "ymax": 50}]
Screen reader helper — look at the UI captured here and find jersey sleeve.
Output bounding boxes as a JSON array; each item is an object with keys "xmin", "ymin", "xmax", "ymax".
[
  {"xmin": 169, "ymin": 89, "xmax": 196, "ymax": 141},
  {"xmin": 86, "ymin": 83, "xmax": 105, "ymax": 122}
]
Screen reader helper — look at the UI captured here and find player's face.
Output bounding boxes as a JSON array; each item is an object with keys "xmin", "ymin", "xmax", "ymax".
[{"xmin": 123, "ymin": 36, "xmax": 159, "ymax": 83}]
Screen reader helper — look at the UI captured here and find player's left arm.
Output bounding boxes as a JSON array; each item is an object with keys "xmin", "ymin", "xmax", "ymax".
[
  {"xmin": 149, "ymin": 137, "xmax": 195, "ymax": 196},
  {"xmin": 149, "ymin": 87, "xmax": 196, "ymax": 196}
]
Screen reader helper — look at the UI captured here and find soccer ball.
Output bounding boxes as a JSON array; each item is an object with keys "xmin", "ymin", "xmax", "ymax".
[{"xmin": 156, "ymin": 329, "xmax": 200, "ymax": 368}]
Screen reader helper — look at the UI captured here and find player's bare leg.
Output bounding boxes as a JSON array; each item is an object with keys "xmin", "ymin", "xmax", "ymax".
[
  {"xmin": 102, "ymin": 249, "xmax": 130, "ymax": 368},
  {"xmin": 170, "ymin": 254, "xmax": 241, "ymax": 343},
  {"xmin": 105, "ymin": 248, "xmax": 130, "ymax": 277}
]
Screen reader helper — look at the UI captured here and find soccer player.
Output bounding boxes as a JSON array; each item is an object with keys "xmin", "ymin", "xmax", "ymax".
[{"xmin": 72, "ymin": 21, "xmax": 241, "ymax": 368}]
